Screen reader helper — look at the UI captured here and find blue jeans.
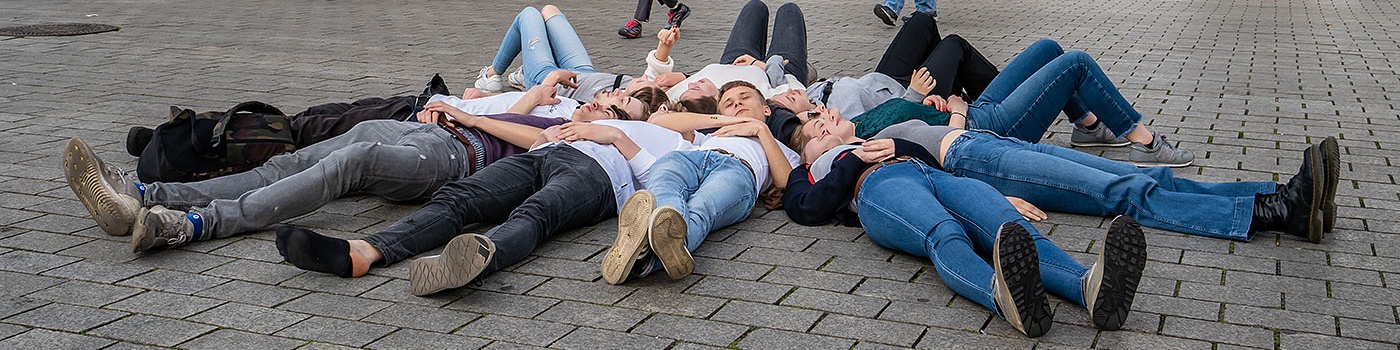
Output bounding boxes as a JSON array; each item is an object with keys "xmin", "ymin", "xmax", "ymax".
[
  {"xmin": 966, "ymin": 39, "xmax": 1139, "ymax": 143},
  {"xmin": 943, "ymin": 131, "xmax": 1277, "ymax": 241},
  {"xmin": 856, "ymin": 161, "xmax": 1087, "ymax": 313},
  {"xmin": 648, "ymin": 151, "xmax": 758, "ymax": 252},
  {"xmin": 883, "ymin": 0, "xmax": 936, "ymax": 14},
  {"xmin": 490, "ymin": 7, "xmax": 595, "ymax": 88}
]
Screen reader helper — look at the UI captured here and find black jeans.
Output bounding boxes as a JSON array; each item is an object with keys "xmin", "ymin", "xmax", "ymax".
[
  {"xmin": 633, "ymin": 0, "xmax": 679, "ymax": 21},
  {"xmin": 363, "ymin": 145, "xmax": 617, "ymax": 274},
  {"xmin": 874, "ymin": 12, "xmax": 999, "ymax": 99},
  {"xmin": 719, "ymin": 0, "xmax": 809, "ymax": 81}
]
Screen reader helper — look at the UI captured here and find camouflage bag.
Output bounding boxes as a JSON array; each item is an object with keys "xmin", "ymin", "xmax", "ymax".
[{"xmin": 136, "ymin": 101, "xmax": 296, "ymax": 183}]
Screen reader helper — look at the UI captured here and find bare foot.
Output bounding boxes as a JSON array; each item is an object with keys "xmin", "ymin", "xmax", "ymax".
[{"xmin": 347, "ymin": 240, "xmax": 382, "ymax": 278}]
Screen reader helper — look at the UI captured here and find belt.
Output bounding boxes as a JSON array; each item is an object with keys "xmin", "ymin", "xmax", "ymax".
[
  {"xmin": 853, "ymin": 156, "xmax": 912, "ymax": 198},
  {"xmin": 436, "ymin": 119, "xmax": 480, "ymax": 174},
  {"xmin": 710, "ymin": 149, "xmax": 754, "ymax": 175},
  {"xmin": 819, "ymin": 80, "xmax": 834, "ymax": 105}
]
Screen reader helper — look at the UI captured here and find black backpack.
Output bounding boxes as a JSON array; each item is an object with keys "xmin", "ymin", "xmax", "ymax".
[{"xmin": 135, "ymin": 101, "xmax": 297, "ymax": 183}]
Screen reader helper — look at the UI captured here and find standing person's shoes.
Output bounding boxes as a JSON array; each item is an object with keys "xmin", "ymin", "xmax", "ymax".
[
  {"xmin": 1070, "ymin": 123, "xmax": 1131, "ymax": 147},
  {"xmin": 63, "ymin": 137, "xmax": 144, "ymax": 237},
  {"xmin": 618, "ymin": 19, "xmax": 644, "ymax": 39},
  {"xmin": 130, "ymin": 206, "xmax": 195, "ymax": 253},
  {"xmin": 990, "ymin": 223, "xmax": 1053, "ymax": 338},
  {"xmin": 1128, "ymin": 132, "xmax": 1195, "ymax": 167},
  {"xmin": 409, "ymin": 233, "xmax": 495, "ymax": 296},
  {"xmin": 873, "ymin": 4, "xmax": 898, "ymax": 26},
  {"xmin": 1082, "ymin": 216, "xmax": 1147, "ymax": 331},
  {"xmin": 665, "ymin": 3, "xmax": 691, "ymax": 29}
]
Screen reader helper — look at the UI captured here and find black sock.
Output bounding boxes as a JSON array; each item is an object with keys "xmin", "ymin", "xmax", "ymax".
[
  {"xmin": 1143, "ymin": 139, "xmax": 1157, "ymax": 149},
  {"xmin": 276, "ymin": 225, "xmax": 353, "ymax": 277},
  {"xmin": 1084, "ymin": 120, "xmax": 1102, "ymax": 130}
]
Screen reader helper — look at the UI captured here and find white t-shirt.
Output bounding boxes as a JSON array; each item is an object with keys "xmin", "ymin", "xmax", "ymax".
[
  {"xmin": 665, "ymin": 64, "xmax": 806, "ymax": 102},
  {"xmin": 427, "ymin": 92, "xmax": 579, "ymax": 120},
  {"xmin": 690, "ymin": 133, "xmax": 802, "ymax": 194},
  {"xmin": 534, "ymin": 120, "xmax": 692, "ymax": 212}
]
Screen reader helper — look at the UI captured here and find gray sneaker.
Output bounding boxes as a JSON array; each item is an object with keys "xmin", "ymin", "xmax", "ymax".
[
  {"xmin": 1070, "ymin": 123, "xmax": 1130, "ymax": 147},
  {"xmin": 1128, "ymin": 132, "xmax": 1195, "ymax": 167},
  {"xmin": 63, "ymin": 138, "xmax": 144, "ymax": 236},
  {"xmin": 131, "ymin": 206, "xmax": 193, "ymax": 252}
]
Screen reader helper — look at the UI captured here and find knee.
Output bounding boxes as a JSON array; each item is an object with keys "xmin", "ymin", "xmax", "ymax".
[
  {"xmin": 1062, "ymin": 50, "xmax": 1094, "ymax": 64},
  {"xmin": 943, "ymin": 34, "xmax": 967, "ymax": 46},
  {"xmin": 517, "ymin": 6, "xmax": 542, "ymax": 21},
  {"xmin": 1029, "ymin": 38, "xmax": 1064, "ymax": 55},
  {"xmin": 540, "ymin": 5, "xmax": 563, "ymax": 20},
  {"xmin": 908, "ymin": 10, "xmax": 935, "ymax": 26},
  {"xmin": 777, "ymin": 2, "xmax": 804, "ymax": 16}
]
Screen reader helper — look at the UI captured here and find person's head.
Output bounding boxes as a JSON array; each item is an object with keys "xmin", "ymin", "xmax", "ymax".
[
  {"xmin": 625, "ymin": 86, "xmax": 670, "ymax": 121},
  {"xmin": 574, "ymin": 90, "xmax": 648, "ymax": 122},
  {"xmin": 677, "ymin": 96, "xmax": 718, "ymax": 115},
  {"xmin": 677, "ymin": 78, "xmax": 719, "ymax": 102},
  {"xmin": 768, "ymin": 89, "xmax": 815, "ymax": 116},
  {"xmin": 718, "ymin": 80, "xmax": 770, "ymax": 121},
  {"xmin": 626, "ymin": 77, "xmax": 663, "ymax": 92},
  {"xmin": 789, "ymin": 107, "xmax": 854, "ymax": 162}
]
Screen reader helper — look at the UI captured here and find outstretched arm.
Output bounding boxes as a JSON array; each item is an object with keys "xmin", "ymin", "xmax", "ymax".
[{"xmin": 422, "ymin": 101, "xmax": 546, "ymax": 149}]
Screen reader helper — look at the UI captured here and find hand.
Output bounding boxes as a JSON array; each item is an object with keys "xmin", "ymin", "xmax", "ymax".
[
  {"xmin": 525, "ymin": 85, "xmax": 562, "ymax": 106},
  {"xmin": 414, "ymin": 108, "xmax": 442, "ymax": 124},
  {"xmin": 1004, "ymin": 196, "xmax": 1046, "ymax": 221},
  {"xmin": 461, "ymin": 88, "xmax": 488, "ymax": 100},
  {"xmin": 909, "ymin": 67, "xmax": 937, "ymax": 96},
  {"xmin": 559, "ymin": 122, "xmax": 624, "ymax": 144},
  {"xmin": 657, "ymin": 27, "xmax": 679, "ymax": 47},
  {"xmin": 544, "ymin": 70, "xmax": 578, "ymax": 89},
  {"xmin": 852, "ymin": 139, "xmax": 896, "ymax": 163},
  {"xmin": 946, "ymin": 95, "xmax": 968, "ymax": 115},
  {"xmin": 540, "ymin": 125, "xmax": 565, "ymax": 143},
  {"xmin": 811, "ymin": 105, "xmax": 844, "ymax": 120},
  {"xmin": 922, "ymin": 94, "xmax": 948, "ymax": 111},
  {"xmin": 422, "ymin": 101, "xmax": 479, "ymax": 127},
  {"xmin": 732, "ymin": 54, "xmax": 758, "ymax": 67},
  {"xmin": 655, "ymin": 72, "xmax": 687, "ymax": 88},
  {"xmin": 710, "ymin": 119, "xmax": 768, "ymax": 138}
]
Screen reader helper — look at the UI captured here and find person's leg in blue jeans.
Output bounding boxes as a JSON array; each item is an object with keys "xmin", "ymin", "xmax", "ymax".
[
  {"xmin": 914, "ymin": 0, "xmax": 936, "ymax": 14},
  {"xmin": 541, "ymin": 7, "xmax": 596, "ymax": 75},
  {"xmin": 720, "ymin": 0, "xmax": 768, "ymax": 64},
  {"xmin": 648, "ymin": 151, "xmax": 758, "ymax": 252},
  {"xmin": 767, "ymin": 2, "xmax": 809, "ymax": 81},
  {"xmin": 943, "ymin": 132, "xmax": 1259, "ymax": 240},
  {"xmin": 488, "ymin": 7, "xmax": 564, "ymax": 88},
  {"xmin": 882, "ymin": 0, "xmax": 906, "ymax": 15}
]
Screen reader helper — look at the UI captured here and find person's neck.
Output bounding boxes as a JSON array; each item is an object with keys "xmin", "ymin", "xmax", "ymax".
[{"xmin": 842, "ymin": 136, "xmax": 864, "ymax": 144}]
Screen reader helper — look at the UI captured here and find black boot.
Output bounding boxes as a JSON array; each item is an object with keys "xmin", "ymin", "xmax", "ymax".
[
  {"xmin": 1251, "ymin": 145, "xmax": 1324, "ymax": 242},
  {"xmin": 421, "ymin": 73, "xmax": 450, "ymax": 100}
]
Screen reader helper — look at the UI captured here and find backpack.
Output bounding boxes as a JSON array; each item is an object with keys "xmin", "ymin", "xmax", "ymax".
[{"xmin": 136, "ymin": 101, "xmax": 297, "ymax": 183}]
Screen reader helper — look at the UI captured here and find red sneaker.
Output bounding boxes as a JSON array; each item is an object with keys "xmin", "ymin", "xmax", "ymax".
[
  {"xmin": 618, "ymin": 19, "xmax": 643, "ymax": 39},
  {"xmin": 665, "ymin": 3, "xmax": 691, "ymax": 29}
]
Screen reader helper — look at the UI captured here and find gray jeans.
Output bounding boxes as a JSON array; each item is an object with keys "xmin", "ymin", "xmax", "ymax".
[{"xmin": 146, "ymin": 120, "xmax": 469, "ymax": 239}]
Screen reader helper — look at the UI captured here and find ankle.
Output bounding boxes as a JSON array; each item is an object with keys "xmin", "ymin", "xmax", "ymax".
[{"xmin": 347, "ymin": 240, "xmax": 380, "ymax": 277}]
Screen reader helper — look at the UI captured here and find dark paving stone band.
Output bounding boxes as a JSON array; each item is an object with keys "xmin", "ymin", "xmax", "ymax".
[{"xmin": 0, "ymin": 23, "xmax": 119, "ymax": 37}]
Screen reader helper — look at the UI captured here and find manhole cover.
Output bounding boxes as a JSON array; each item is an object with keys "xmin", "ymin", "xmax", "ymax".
[{"xmin": 0, "ymin": 23, "xmax": 119, "ymax": 37}]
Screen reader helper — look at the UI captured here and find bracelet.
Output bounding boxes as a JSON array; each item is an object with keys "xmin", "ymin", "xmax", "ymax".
[{"xmin": 950, "ymin": 111, "xmax": 966, "ymax": 118}]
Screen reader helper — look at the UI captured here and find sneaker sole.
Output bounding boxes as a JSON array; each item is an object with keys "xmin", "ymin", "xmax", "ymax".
[
  {"xmin": 1070, "ymin": 140, "xmax": 1132, "ymax": 147},
  {"xmin": 1303, "ymin": 146, "xmax": 1325, "ymax": 243},
  {"xmin": 649, "ymin": 206, "xmax": 694, "ymax": 280},
  {"xmin": 601, "ymin": 190, "xmax": 655, "ymax": 285},
  {"xmin": 873, "ymin": 6, "xmax": 897, "ymax": 26},
  {"xmin": 409, "ymin": 234, "xmax": 495, "ymax": 296},
  {"xmin": 992, "ymin": 223, "xmax": 1052, "ymax": 338},
  {"xmin": 1130, "ymin": 159, "xmax": 1193, "ymax": 168},
  {"xmin": 63, "ymin": 138, "xmax": 140, "ymax": 237},
  {"xmin": 1320, "ymin": 137, "xmax": 1339, "ymax": 233},
  {"xmin": 1088, "ymin": 216, "xmax": 1146, "ymax": 331}
]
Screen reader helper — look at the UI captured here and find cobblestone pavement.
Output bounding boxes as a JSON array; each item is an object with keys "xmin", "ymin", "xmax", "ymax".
[{"xmin": 1, "ymin": 0, "xmax": 1397, "ymax": 348}]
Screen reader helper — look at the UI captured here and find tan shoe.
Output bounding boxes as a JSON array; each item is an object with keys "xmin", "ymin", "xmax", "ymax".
[
  {"xmin": 409, "ymin": 234, "xmax": 494, "ymax": 296},
  {"xmin": 63, "ymin": 137, "xmax": 142, "ymax": 236},
  {"xmin": 601, "ymin": 190, "xmax": 655, "ymax": 285},
  {"xmin": 648, "ymin": 205, "xmax": 694, "ymax": 280}
]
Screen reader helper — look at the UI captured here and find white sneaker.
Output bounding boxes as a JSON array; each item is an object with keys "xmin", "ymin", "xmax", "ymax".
[
  {"xmin": 473, "ymin": 66, "xmax": 504, "ymax": 92},
  {"xmin": 507, "ymin": 66, "xmax": 527, "ymax": 91}
]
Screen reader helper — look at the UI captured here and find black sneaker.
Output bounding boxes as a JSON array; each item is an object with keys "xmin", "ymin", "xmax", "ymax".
[
  {"xmin": 1082, "ymin": 216, "xmax": 1146, "ymax": 331},
  {"xmin": 409, "ymin": 233, "xmax": 495, "ymax": 296},
  {"xmin": 873, "ymin": 5, "xmax": 897, "ymax": 26},
  {"xmin": 990, "ymin": 222, "xmax": 1053, "ymax": 338},
  {"xmin": 665, "ymin": 3, "xmax": 691, "ymax": 29},
  {"xmin": 1318, "ymin": 136, "xmax": 1340, "ymax": 233}
]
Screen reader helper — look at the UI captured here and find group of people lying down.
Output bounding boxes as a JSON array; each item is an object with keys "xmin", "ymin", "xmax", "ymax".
[{"xmin": 62, "ymin": 1, "xmax": 1341, "ymax": 338}]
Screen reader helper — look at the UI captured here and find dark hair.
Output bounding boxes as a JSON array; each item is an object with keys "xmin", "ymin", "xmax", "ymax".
[
  {"xmin": 788, "ymin": 119, "xmax": 817, "ymax": 163},
  {"xmin": 719, "ymin": 80, "xmax": 762, "ymax": 100},
  {"xmin": 677, "ymin": 96, "xmax": 718, "ymax": 115},
  {"xmin": 626, "ymin": 86, "xmax": 669, "ymax": 121}
]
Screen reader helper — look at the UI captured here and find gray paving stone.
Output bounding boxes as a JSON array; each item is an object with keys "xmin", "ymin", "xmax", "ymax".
[
  {"xmin": 0, "ymin": 297, "xmax": 46, "ymax": 320},
  {"xmin": 736, "ymin": 328, "xmax": 855, "ymax": 350},
  {"xmin": 0, "ymin": 323, "xmax": 27, "ymax": 340},
  {"xmin": 274, "ymin": 316, "xmax": 396, "ymax": 347},
  {"xmin": 1093, "ymin": 331, "xmax": 1214, "ymax": 350},
  {"xmin": 193, "ymin": 280, "xmax": 308, "ymax": 308},
  {"xmin": 551, "ymin": 327, "xmax": 674, "ymax": 350},
  {"xmin": 811, "ymin": 313, "xmax": 923, "ymax": 347},
  {"xmin": 1280, "ymin": 332, "xmax": 1393, "ymax": 350},
  {"xmin": 279, "ymin": 271, "xmax": 390, "ymax": 296},
  {"xmin": 691, "ymin": 256, "xmax": 772, "ymax": 281},
  {"xmin": 761, "ymin": 266, "xmax": 862, "ymax": 293},
  {"xmin": 117, "ymin": 268, "xmax": 229, "ymax": 295},
  {"xmin": 455, "ymin": 315, "xmax": 574, "ymax": 347},
  {"xmin": 206, "ymin": 237, "xmax": 284, "ymax": 263},
  {"xmin": 616, "ymin": 289, "xmax": 728, "ymax": 318},
  {"xmin": 278, "ymin": 292, "xmax": 391, "ymax": 320},
  {"xmin": 187, "ymin": 302, "xmax": 310, "ymax": 334},
  {"xmin": 366, "ymin": 328, "xmax": 492, "ymax": 350},
  {"xmin": 179, "ymin": 329, "xmax": 306, "ymax": 350},
  {"xmin": 711, "ymin": 300, "xmax": 822, "ymax": 332},
  {"xmin": 447, "ymin": 290, "xmax": 557, "ymax": 319},
  {"xmin": 685, "ymin": 276, "xmax": 791, "ymax": 304},
  {"xmin": 202, "ymin": 258, "xmax": 304, "ymax": 285},
  {"xmin": 89, "ymin": 314, "xmax": 217, "ymax": 347},
  {"xmin": 1161, "ymin": 316, "xmax": 1276, "ymax": 348},
  {"xmin": 780, "ymin": 287, "xmax": 889, "ymax": 318},
  {"xmin": 53, "ymin": 239, "xmax": 137, "ymax": 263},
  {"xmin": 361, "ymin": 303, "xmax": 476, "ymax": 333},
  {"xmin": 0, "ymin": 328, "xmax": 115, "ymax": 349},
  {"xmin": 1225, "ymin": 304, "xmax": 1337, "ymax": 334},
  {"xmin": 0, "ymin": 249, "xmax": 79, "ymax": 274},
  {"xmin": 632, "ymin": 313, "xmax": 749, "ymax": 347},
  {"xmin": 24, "ymin": 279, "xmax": 142, "ymax": 308},
  {"xmin": 0, "ymin": 231, "xmax": 91, "ymax": 253},
  {"xmin": 4, "ymin": 302, "xmax": 128, "ymax": 333},
  {"xmin": 915, "ymin": 326, "xmax": 1033, "ymax": 349},
  {"xmin": 526, "ymin": 278, "xmax": 631, "ymax": 305},
  {"xmin": 534, "ymin": 300, "xmax": 650, "ymax": 332},
  {"xmin": 38, "ymin": 260, "xmax": 150, "ymax": 283}
]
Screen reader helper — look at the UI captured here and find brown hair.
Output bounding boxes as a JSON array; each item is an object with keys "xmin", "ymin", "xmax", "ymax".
[
  {"xmin": 787, "ymin": 119, "xmax": 818, "ymax": 163},
  {"xmin": 719, "ymin": 80, "xmax": 762, "ymax": 100},
  {"xmin": 625, "ymin": 86, "xmax": 669, "ymax": 121},
  {"xmin": 677, "ymin": 96, "xmax": 718, "ymax": 115}
]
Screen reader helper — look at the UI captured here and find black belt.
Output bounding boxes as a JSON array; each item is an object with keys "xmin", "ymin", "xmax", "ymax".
[
  {"xmin": 853, "ymin": 156, "xmax": 913, "ymax": 198},
  {"xmin": 819, "ymin": 80, "xmax": 834, "ymax": 104}
]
